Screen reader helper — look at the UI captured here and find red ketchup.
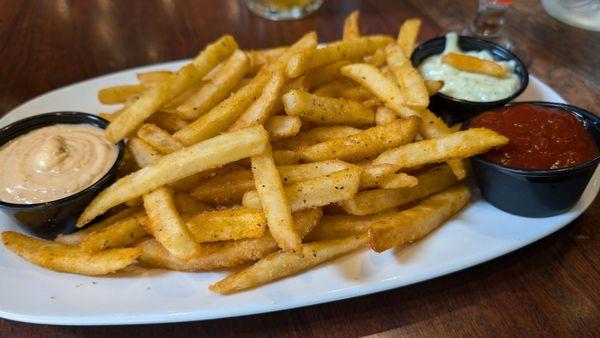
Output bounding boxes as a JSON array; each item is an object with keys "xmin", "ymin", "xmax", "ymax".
[{"xmin": 469, "ymin": 104, "xmax": 599, "ymax": 170}]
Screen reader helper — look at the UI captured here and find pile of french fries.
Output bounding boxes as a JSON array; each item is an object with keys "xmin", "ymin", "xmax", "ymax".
[{"xmin": 2, "ymin": 12, "xmax": 508, "ymax": 294}]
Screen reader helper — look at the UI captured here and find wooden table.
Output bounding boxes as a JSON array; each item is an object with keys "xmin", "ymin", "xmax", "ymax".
[{"xmin": 1, "ymin": 0, "xmax": 598, "ymax": 336}]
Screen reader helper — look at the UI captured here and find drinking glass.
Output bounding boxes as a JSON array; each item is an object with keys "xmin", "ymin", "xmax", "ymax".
[{"xmin": 245, "ymin": 0, "xmax": 323, "ymax": 20}]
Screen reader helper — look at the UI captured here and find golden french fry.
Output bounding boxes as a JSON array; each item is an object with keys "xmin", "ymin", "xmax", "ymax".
[
  {"xmin": 143, "ymin": 187, "xmax": 200, "ymax": 259},
  {"xmin": 271, "ymin": 132, "xmax": 317, "ymax": 151},
  {"xmin": 286, "ymin": 35, "xmax": 393, "ymax": 78},
  {"xmin": 278, "ymin": 160, "xmax": 354, "ymax": 184},
  {"xmin": 264, "ymin": 115, "xmax": 301, "ymax": 140},
  {"xmin": 272, "ymin": 150, "xmax": 300, "ymax": 165},
  {"xmin": 176, "ymin": 50, "xmax": 249, "ymax": 120},
  {"xmin": 300, "ymin": 117, "xmax": 420, "ymax": 162},
  {"xmin": 77, "ymin": 125, "xmax": 269, "ymax": 227},
  {"xmin": 185, "ymin": 207, "xmax": 267, "ymax": 242},
  {"xmin": 357, "ymin": 163, "xmax": 399, "ymax": 188},
  {"xmin": 161, "ymin": 81, "xmax": 205, "ymax": 111},
  {"xmin": 127, "ymin": 137, "xmax": 162, "ymax": 168},
  {"xmin": 442, "ymin": 52, "xmax": 508, "ymax": 77},
  {"xmin": 385, "ymin": 43, "xmax": 429, "ymax": 110},
  {"xmin": 375, "ymin": 106, "xmax": 398, "ymax": 125},
  {"xmin": 374, "ymin": 128, "xmax": 508, "ymax": 170},
  {"xmin": 365, "ymin": 48, "xmax": 386, "ymax": 67},
  {"xmin": 209, "ymin": 234, "xmax": 368, "ymax": 294},
  {"xmin": 169, "ymin": 165, "xmax": 230, "ymax": 192},
  {"xmin": 147, "ymin": 112, "xmax": 189, "ymax": 133},
  {"xmin": 340, "ymin": 164, "xmax": 458, "ymax": 215},
  {"xmin": 397, "ymin": 18, "xmax": 421, "ymax": 57},
  {"xmin": 138, "ymin": 208, "xmax": 322, "ymax": 271},
  {"xmin": 425, "ymin": 79, "xmax": 444, "ymax": 96},
  {"xmin": 268, "ymin": 75, "xmax": 309, "ymax": 116},
  {"xmin": 251, "ymin": 147, "xmax": 301, "ymax": 253},
  {"xmin": 379, "ymin": 172, "xmax": 419, "ymax": 189},
  {"xmin": 229, "ymin": 69, "xmax": 286, "ymax": 131},
  {"xmin": 2, "ymin": 232, "xmax": 141, "ymax": 276},
  {"xmin": 243, "ymin": 167, "xmax": 361, "ymax": 212},
  {"xmin": 137, "ymin": 124, "xmax": 182, "ymax": 155},
  {"xmin": 363, "ymin": 97, "xmax": 381, "ymax": 107},
  {"xmin": 247, "ymin": 46, "xmax": 287, "ymax": 75},
  {"xmin": 137, "ymin": 71, "xmax": 173, "ymax": 85},
  {"xmin": 283, "ymin": 89, "xmax": 375, "ymax": 126},
  {"xmin": 370, "ymin": 185, "xmax": 470, "ymax": 252},
  {"xmin": 343, "ymin": 10, "xmax": 360, "ymax": 40},
  {"xmin": 79, "ymin": 211, "xmax": 147, "ymax": 252},
  {"xmin": 98, "ymin": 85, "xmax": 147, "ymax": 105},
  {"xmin": 173, "ymin": 192, "xmax": 213, "ymax": 214},
  {"xmin": 56, "ymin": 207, "xmax": 142, "ymax": 245},
  {"xmin": 305, "ymin": 125, "xmax": 361, "ymax": 142},
  {"xmin": 189, "ymin": 166, "xmax": 255, "ymax": 204},
  {"xmin": 305, "ymin": 61, "xmax": 350, "ymax": 90},
  {"xmin": 305, "ymin": 209, "xmax": 397, "ymax": 241},
  {"xmin": 106, "ymin": 36, "xmax": 238, "ymax": 142}
]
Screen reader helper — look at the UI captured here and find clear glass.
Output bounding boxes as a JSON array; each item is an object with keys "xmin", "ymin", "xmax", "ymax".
[
  {"xmin": 245, "ymin": 0, "xmax": 323, "ymax": 21},
  {"xmin": 542, "ymin": 0, "xmax": 600, "ymax": 32},
  {"xmin": 465, "ymin": 0, "xmax": 513, "ymax": 49}
]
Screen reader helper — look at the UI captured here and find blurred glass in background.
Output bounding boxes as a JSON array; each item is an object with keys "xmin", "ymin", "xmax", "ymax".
[
  {"xmin": 542, "ymin": 0, "xmax": 600, "ymax": 31},
  {"xmin": 245, "ymin": 0, "xmax": 323, "ymax": 20}
]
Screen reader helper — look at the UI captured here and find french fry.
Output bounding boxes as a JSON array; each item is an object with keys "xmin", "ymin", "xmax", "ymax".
[
  {"xmin": 305, "ymin": 61, "xmax": 350, "ymax": 90},
  {"xmin": 98, "ymin": 85, "xmax": 147, "ymax": 105},
  {"xmin": 370, "ymin": 185, "xmax": 470, "ymax": 252},
  {"xmin": 340, "ymin": 164, "xmax": 458, "ymax": 215},
  {"xmin": 247, "ymin": 46, "xmax": 287, "ymax": 75},
  {"xmin": 189, "ymin": 166, "xmax": 255, "ymax": 204},
  {"xmin": 305, "ymin": 125, "xmax": 361, "ymax": 142},
  {"xmin": 299, "ymin": 117, "xmax": 420, "ymax": 162},
  {"xmin": 173, "ymin": 192, "xmax": 213, "ymax": 214},
  {"xmin": 2, "ymin": 232, "xmax": 141, "ymax": 276},
  {"xmin": 375, "ymin": 106, "xmax": 398, "ymax": 125},
  {"xmin": 365, "ymin": 48, "xmax": 386, "ymax": 67},
  {"xmin": 358, "ymin": 163, "xmax": 399, "ymax": 188},
  {"xmin": 271, "ymin": 132, "xmax": 317, "ymax": 151},
  {"xmin": 343, "ymin": 10, "xmax": 360, "ymax": 40},
  {"xmin": 385, "ymin": 43, "xmax": 429, "ymax": 110},
  {"xmin": 106, "ymin": 35, "xmax": 238, "ymax": 142},
  {"xmin": 264, "ymin": 115, "xmax": 301, "ymax": 140},
  {"xmin": 442, "ymin": 52, "xmax": 508, "ymax": 77},
  {"xmin": 137, "ymin": 70, "xmax": 173, "ymax": 85},
  {"xmin": 137, "ymin": 124, "xmax": 183, "ymax": 155},
  {"xmin": 374, "ymin": 128, "xmax": 508, "ymax": 170},
  {"xmin": 147, "ymin": 112, "xmax": 189, "ymax": 133},
  {"xmin": 176, "ymin": 50, "xmax": 249, "ymax": 120},
  {"xmin": 305, "ymin": 209, "xmax": 397, "ymax": 241},
  {"xmin": 169, "ymin": 165, "xmax": 231, "ymax": 192},
  {"xmin": 77, "ymin": 125, "xmax": 269, "ymax": 227},
  {"xmin": 283, "ymin": 89, "xmax": 375, "ymax": 126},
  {"xmin": 79, "ymin": 211, "xmax": 147, "ymax": 252},
  {"xmin": 286, "ymin": 35, "xmax": 393, "ymax": 78},
  {"xmin": 425, "ymin": 80, "xmax": 444, "ymax": 96},
  {"xmin": 272, "ymin": 150, "xmax": 299, "ymax": 165},
  {"xmin": 397, "ymin": 18, "xmax": 421, "ymax": 57},
  {"xmin": 161, "ymin": 81, "xmax": 205, "ymax": 112},
  {"xmin": 185, "ymin": 207, "xmax": 267, "ymax": 242},
  {"xmin": 209, "ymin": 234, "xmax": 368, "ymax": 294},
  {"xmin": 138, "ymin": 208, "xmax": 322, "ymax": 271},
  {"xmin": 278, "ymin": 160, "xmax": 354, "ymax": 184},
  {"xmin": 379, "ymin": 172, "xmax": 419, "ymax": 189},
  {"xmin": 243, "ymin": 167, "xmax": 361, "ymax": 212},
  {"xmin": 363, "ymin": 97, "xmax": 381, "ymax": 108},
  {"xmin": 127, "ymin": 137, "xmax": 162, "ymax": 168},
  {"xmin": 55, "ymin": 207, "xmax": 142, "ymax": 245},
  {"xmin": 267, "ymin": 75, "xmax": 309, "ymax": 116},
  {"xmin": 250, "ymin": 147, "xmax": 301, "ymax": 253},
  {"xmin": 143, "ymin": 187, "xmax": 200, "ymax": 259},
  {"xmin": 229, "ymin": 69, "xmax": 286, "ymax": 131}
]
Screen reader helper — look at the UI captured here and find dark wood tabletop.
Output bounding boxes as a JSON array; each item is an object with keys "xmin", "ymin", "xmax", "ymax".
[{"xmin": 1, "ymin": 0, "xmax": 598, "ymax": 337}]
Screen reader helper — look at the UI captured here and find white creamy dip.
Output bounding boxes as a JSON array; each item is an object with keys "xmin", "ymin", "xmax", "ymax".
[
  {"xmin": 418, "ymin": 33, "xmax": 520, "ymax": 102},
  {"xmin": 0, "ymin": 124, "xmax": 118, "ymax": 204}
]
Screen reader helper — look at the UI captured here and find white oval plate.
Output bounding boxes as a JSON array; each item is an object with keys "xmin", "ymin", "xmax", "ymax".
[{"xmin": 0, "ymin": 60, "xmax": 598, "ymax": 326}]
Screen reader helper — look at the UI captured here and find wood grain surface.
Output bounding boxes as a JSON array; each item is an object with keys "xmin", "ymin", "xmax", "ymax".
[{"xmin": 0, "ymin": 0, "xmax": 598, "ymax": 337}]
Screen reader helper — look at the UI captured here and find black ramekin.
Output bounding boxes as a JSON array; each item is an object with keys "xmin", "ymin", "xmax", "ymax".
[
  {"xmin": 466, "ymin": 102, "xmax": 600, "ymax": 218},
  {"xmin": 0, "ymin": 112, "xmax": 125, "ymax": 238},
  {"xmin": 411, "ymin": 35, "xmax": 529, "ymax": 124}
]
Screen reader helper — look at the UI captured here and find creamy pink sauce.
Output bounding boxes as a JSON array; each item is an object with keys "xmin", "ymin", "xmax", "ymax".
[{"xmin": 0, "ymin": 124, "xmax": 118, "ymax": 204}]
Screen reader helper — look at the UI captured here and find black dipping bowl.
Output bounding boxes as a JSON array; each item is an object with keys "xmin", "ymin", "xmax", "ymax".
[
  {"xmin": 411, "ymin": 36, "xmax": 529, "ymax": 124},
  {"xmin": 467, "ymin": 102, "xmax": 600, "ymax": 218},
  {"xmin": 0, "ymin": 112, "xmax": 125, "ymax": 238}
]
